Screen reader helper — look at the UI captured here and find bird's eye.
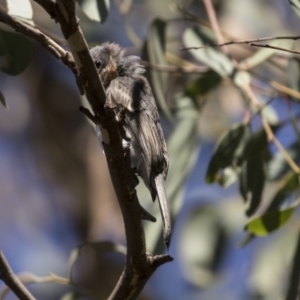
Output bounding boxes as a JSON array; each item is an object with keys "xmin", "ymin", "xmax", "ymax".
[{"xmin": 95, "ymin": 60, "xmax": 101, "ymax": 68}]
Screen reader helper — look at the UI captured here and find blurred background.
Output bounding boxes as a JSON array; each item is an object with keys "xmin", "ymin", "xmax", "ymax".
[{"xmin": 1, "ymin": 0, "xmax": 300, "ymax": 299}]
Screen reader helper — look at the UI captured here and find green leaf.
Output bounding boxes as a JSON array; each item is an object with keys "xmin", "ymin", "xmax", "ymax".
[
  {"xmin": 233, "ymin": 70, "xmax": 251, "ymax": 90},
  {"xmin": 241, "ymin": 125, "xmax": 278, "ymax": 161},
  {"xmin": 88, "ymin": 240, "xmax": 126, "ymax": 254},
  {"xmin": 206, "ymin": 124, "xmax": 249, "ymax": 183},
  {"xmin": 267, "ymin": 172, "xmax": 300, "ymax": 212},
  {"xmin": 183, "ymin": 26, "xmax": 234, "ymax": 77},
  {"xmin": 245, "ymin": 206, "xmax": 296, "ymax": 236},
  {"xmin": 179, "ymin": 205, "xmax": 226, "ymax": 287},
  {"xmin": 285, "ymin": 232, "xmax": 300, "ymax": 300},
  {"xmin": 76, "ymin": 0, "xmax": 110, "ymax": 23},
  {"xmin": 237, "ymin": 233, "xmax": 255, "ymax": 248},
  {"xmin": 239, "ymin": 42, "xmax": 280, "ymax": 70},
  {"xmin": 239, "ymin": 155, "xmax": 265, "ymax": 216},
  {"xmin": 60, "ymin": 292, "xmax": 80, "ymax": 300},
  {"xmin": 249, "ymin": 229, "xmax": 298, "ymax": 298},
  {"xmin": 237, "ymin": 126, "xmax": 276, "ymax": 216},
  {"xmin": 289, "ymin": 0, "xmax": 300, "ymax": 19},
  {"xmin": 288, "ymin": 58, "xmax": 300, "ymax": 92},
  {"xmin": 67, "ymin": 241, "xmax": 125, "ymax": 280},
  {"xmin": 0, "ymin": 29, "xmax": 34, "ymax": 75},
  {"xmin": 288, "ymin": 57, "xmax": 300, "ymax": 104},
  {"xmin": 184, "ymin": 70, "xmax": 222, "ymax": 103},
  {"xmin": 0, "ymin": 90, "xmax": 7, "ymax": 108},
  {"xmin": 142, "ymin": 19, "xmax": 171, "ymax": 120},
  {"xmin": 218, "ymin": 167, "xmax": 238, "ymax": 188},
  {"xmin": 6, "ymin": 0, "xmax": 34, "ymax": 24}
]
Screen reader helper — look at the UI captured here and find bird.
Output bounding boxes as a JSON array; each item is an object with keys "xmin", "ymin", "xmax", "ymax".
[{"xmin": 90, "ymin": 42, "xmax": 171, "ymax": 248}]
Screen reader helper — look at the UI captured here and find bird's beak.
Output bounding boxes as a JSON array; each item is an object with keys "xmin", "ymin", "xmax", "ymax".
[{"xmin": 107, "ymin": 56, "xmax": 117, "ymax": 73}]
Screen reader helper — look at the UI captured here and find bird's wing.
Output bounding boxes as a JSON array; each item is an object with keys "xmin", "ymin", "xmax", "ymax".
[
  {"xmin": 106, "ymin": 76, "xmax": 168, "ymax": 181},
  {"xmin": 106, "ymin": 76, "xmax": 171, "ymax": 247}
]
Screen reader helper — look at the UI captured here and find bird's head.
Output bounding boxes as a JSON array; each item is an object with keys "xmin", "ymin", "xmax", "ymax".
[
  {"xmin": 90, "ymin": 42, "xmax": 145, "ymax": 88},
  {"xmin": 90, "ymin": 43, "xmax": 123, "ymax": 88}
]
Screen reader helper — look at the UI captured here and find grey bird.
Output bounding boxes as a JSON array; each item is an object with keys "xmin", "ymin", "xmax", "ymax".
[{"xmin": 90, "ymin": 43, "xmax": 171, "ymax": 248}]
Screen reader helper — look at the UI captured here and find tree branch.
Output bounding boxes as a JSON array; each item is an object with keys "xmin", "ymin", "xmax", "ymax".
[
  {"xmin": 0, "ymin": 251, "xmax": 36, "ymax": 300},
  {"xmin": 181, "ymin": 35, "xmax": 300, "ymax": 51},
  {"xmin": 202, "ymin": 0, "xmax": 226, "ymax": 52},
  {"xmin": 286, "ymin": 231, "xmax": 300, "ymax": 300},
  {"xmin": 30, "ymin": 1, "xmax": 173, "ymax": 299},
  {"xmin": 249, "ymin": 43, "xmax": 300, "ymax": 56},
  {"xmin": 0, "ymin": 10, "xmax": 84, "ymax": 94}
]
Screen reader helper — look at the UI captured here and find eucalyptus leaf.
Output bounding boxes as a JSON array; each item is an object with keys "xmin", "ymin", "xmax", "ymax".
[
  {"xmin": 6, "ymin": 0, "xmax": 34, "ymax": 24},
  {"xmin": 245, "ymin": 206, "xmax": 296, "ymax": 236},
  {"xmin": 60, "ymin": 292, "xmax": 80, "ymax": 300},
  {"xmin": 238, "ymin": 127, "xmax": 273, "ymax": 216},
  {"xmin": 288, "ymin": 58, "xmax": 300, "ymax": 94},
  {"xmin": 267, "ymin": 172, "xmax": 300, "ymax": 212},
  {"xmin": 88, "ymin": 240, "xmax": 126, "ymax": 254},
  {"xmin": 0, "ymin": 90, "xmax": 7, "ymax": 108},
  {"xmin": 285, "ymin": 231, "xmax": 300, "ymax": 300},
  {"xmin": 233, "ymin": 70, "xmax": 251, "ymax": 90},
  {"xmin": 179, "ymin": 205, "xmax": 226, "ymax": 287},
  {"xmin": 249, "ymin": 230, "xmax": 298, "ymax": 298},
  {"xmin": 239, "ymin": 42, "xmax": 281, "ymax": 70},
  {"xmin": 206, "ymin": 123, "xmax": 249, "ymax": 183},
  {"xmin": 239, "ymin": 155, "xmax": 265, "ymax": 217},
  {"xmin": 0, "ymin": 29, "xmax": 34, "ymax": 75},
  {"xmin": 142, "ymin": 19, "xmax": 171, "ymax": 120},
  {"xmin": 289, "ymin": 0, "xmax": 300, "ymax": 19},
  {"xmin": 182, "ymin": 26, "xmax": 234, "ymax": 77},
  {"xmin": 184, "ymin": 70, "xmax": 222, "ymax": 103},
  {"xmin": 76, "ymin": 0, "xmax": 110, "ymax": 23},
  {"xmin": 67, "ymin": 241, "xmax": 126, "ymax": 280},
  {"xmin": 241, "ymin": 125, "xmax": 278, "ymax": 161}
]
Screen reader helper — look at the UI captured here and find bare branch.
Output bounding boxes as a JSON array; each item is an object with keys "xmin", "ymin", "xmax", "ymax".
[
  {"xmin": 181, "ymin": 35, "xmax": 300, "ymax": 51},
  {"xmin": 0, "ymin": 272, "xmax": 95, "ymax": 299},
  {"xmin": 240, "ymin": 80, "xmax": 300, "ymax": 175},
  {"xmin": 202, "ymin": 0, "xmax": 226, "ymax": 52},
  {"xmin": 31, "ymin": 0, "xmax": 173, "ymax": 299},
  {"xmin": 0, "ymin": 10, "xmax": 84, "ymax": 93},
  {"xmin": 250, "ymin": 43, "xmax": 300, "ymax": 56},
  {"xmin": 0, "ymin": 251, "xmax": 36, "ymax": 300}
]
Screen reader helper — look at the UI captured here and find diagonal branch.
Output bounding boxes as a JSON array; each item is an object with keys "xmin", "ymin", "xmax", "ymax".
[
  {"xmin": 31, "ymin": 1, "xmax": 173, "ymax": 299},
  {"xmin": 249, "ymin": 43, "xmax": 300, "ymax": 55},
  {"xmin": 0, "ymin": 10, "xmax": 83, "ymax": 93},
  {"xmin": 202, "ymin": 0, "xmax": 226, "ymax": 52},
  {"xmin": 181, "ymin": 35, "xmax": 300, "ymax": 51},
  {"xmin": 0, "ymin": 251, "xmax": 36, "ymax": 300}
]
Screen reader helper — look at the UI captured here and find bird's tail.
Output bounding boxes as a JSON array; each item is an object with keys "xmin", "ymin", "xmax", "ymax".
[{"xmin": 154, "ymin": 174, "xmax": 171, "ymax": 248}]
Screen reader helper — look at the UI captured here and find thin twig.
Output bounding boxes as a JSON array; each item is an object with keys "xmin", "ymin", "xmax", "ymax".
[
  {"xmin": 202, "ymin": 0, "xmax": 226, "ymax": 52},
  {"xmin": 270, "ymin": 81, "xmax": 300, "ymax": 101},
  {"xmin": 241, "ymin": 81, "xmax": 300, "ymax": 174},
  {"xmin": 0, "ymin": 10, "xmax": 83, "ymax": 93},
  {"xmin": 262, "ymin": 116, "xmax": 300, "ymax": 174},
  {"xmin": 249, "ymin": 95, "xmax": 279, "ymax": 121},
  {"xmin": 181, "ymin": 35, "xmax": 300, "ymax": 51},
  {"xmin": 0, "ymin": 272, "xmax": 94, "ymax": 299},
  {"xmin": 0, "ymin": 251, "xmax": 35, "ymax": 300},
  {"xmin": 250, "ymin": 43, "xmax": 300, "ymax": 56}
]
